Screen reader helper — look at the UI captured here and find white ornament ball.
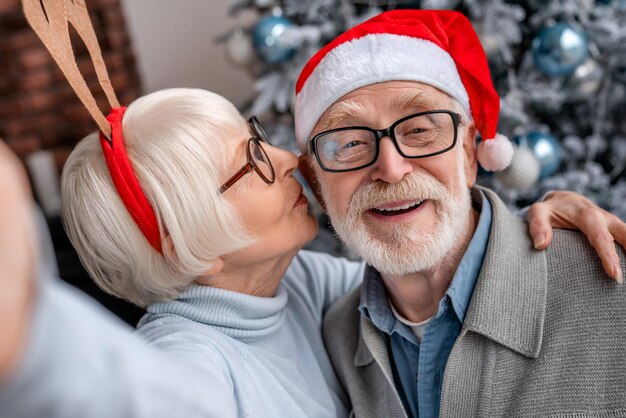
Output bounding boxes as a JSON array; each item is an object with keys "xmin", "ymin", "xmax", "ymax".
[
  {"xmin": 226, "ymin": 29, "xmax": 255, "ymax": 67},
  {"xmin": 495, "ymin": 146, "xmax": 541, "ymax": 190}
]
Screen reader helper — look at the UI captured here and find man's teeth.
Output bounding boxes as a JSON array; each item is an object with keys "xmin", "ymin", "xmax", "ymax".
[{"xmin": 374, "ymin": 200, "xmax": 424, "ymax": 212}]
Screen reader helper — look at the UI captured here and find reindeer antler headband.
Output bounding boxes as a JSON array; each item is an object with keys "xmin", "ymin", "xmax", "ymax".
[{"xmin": 22, "ymin": 0, "xmax": 163, "ymax": 254}]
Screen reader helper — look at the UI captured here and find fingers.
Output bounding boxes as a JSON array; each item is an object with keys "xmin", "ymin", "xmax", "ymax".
[
  {"xmin": 527, "ymin": 202, "xmax": 554, "ymax": 250},
  {"xmin": 608, "ymin": 213, "xmax": 626, "ymax": 250},
  {"xmin": 608, "ymin": 215, "xmax": 626, "ymax": 282},
  {"xmin": 534, "ymin": 190, "xmax": 623, "ymax": 282},
  {"xmin": 577, "ymin": 208, "xmax": 622, "ymax": 283}
]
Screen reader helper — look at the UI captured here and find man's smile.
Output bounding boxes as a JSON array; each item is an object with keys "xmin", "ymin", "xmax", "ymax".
[{"xmin": 370, "ymin": 199, "xmax": 425, "ymax": 216}]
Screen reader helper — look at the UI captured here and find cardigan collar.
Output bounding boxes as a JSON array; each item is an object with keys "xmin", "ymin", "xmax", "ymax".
[{"xmin": 462, "ymin": 187, "xmax": 547, "ymax": 359}]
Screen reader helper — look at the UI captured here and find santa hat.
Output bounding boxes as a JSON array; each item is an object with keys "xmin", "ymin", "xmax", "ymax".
[{"xmin": 294, "ymin": 9, "xmax": 513, "ymax": 171}]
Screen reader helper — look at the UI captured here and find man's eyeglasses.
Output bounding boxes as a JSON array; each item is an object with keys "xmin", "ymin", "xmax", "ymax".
[
  {"xmin": 218, "ymin": 117, "xmax": 275, "ymax": 194},
  {"xmin": 308, "ymin": 110, "xmax": 462, "ymax": 173}
]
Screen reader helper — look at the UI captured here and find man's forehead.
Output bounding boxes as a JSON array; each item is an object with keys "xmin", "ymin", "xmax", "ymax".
[{"xmin": 317, "ymin": 82, "xmax": 451, "ymax": 131}]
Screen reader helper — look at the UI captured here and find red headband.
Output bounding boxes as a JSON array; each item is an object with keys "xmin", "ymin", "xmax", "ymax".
[{"xmin": 99, "ymin": 107, "xmax": 163, "ymax": 254}]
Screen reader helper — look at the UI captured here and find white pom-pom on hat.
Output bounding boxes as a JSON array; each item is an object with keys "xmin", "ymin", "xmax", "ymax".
[{"xmin": 476, "ymin": 133, "xmax": 514, "ymax": 172}]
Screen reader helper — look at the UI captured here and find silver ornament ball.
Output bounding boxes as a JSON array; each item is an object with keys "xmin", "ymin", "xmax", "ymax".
[{"xmin": 563, "ymin": 57, "xmax": 603, "ymax": 101}]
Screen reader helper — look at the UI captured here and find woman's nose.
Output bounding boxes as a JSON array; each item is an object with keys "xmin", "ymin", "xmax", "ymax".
[{"xmin": 268, "ymin": 145, "xmax": 298, "ymax": 180}]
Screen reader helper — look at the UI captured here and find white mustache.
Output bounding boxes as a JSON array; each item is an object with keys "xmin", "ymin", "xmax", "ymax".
[{"xmin": 348, "ymin": 172, "xmax": 447, "ymax": 213}]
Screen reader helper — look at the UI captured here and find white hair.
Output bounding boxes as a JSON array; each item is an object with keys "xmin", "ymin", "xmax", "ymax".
[
  {"xmin": 61, "ymin": 88, "xmax": 255, "ymax": 307},
  {"xmin": 449, "ymin": 96, "xmax": 472, "ymax": 128}
]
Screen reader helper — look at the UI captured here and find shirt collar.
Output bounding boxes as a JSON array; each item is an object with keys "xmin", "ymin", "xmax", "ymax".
[
  {"xmin": 359, "ymin": 266, "xmax": 395, "ymax": 334},
  {"xmin": 445, "ymin": 188, "xmax": 492, "ymax": 323},
  {"xmin": 358, "ymin": 188, "xmax": 492, "ymax": 329}
]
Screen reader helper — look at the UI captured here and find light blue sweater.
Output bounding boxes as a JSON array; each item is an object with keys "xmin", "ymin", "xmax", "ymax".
[
  {"xmin": 0, "ymin": 248, "xmax": 364, "ymax": 417},
  {"xmin": 137, "ymin": 250, "xmax": 365, "ymax": 417}
]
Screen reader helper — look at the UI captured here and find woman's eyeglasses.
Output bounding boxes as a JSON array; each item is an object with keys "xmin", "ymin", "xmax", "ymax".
[{"xmin": 218, "ymin": 117, "xmax": 276, "ymax": 194}]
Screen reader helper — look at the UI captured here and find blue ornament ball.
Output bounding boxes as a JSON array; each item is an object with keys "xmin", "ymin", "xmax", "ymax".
[
  {"xmin": 252, "ymin": 15, "xmax": 296, "ymax": 64},
  {"xmin": 514, "ymin": 132, "xmax": 562, "ymax": 179},
  {"xmin": 532, "ymin": 23, "xmax": 588, "ymax": 77}
]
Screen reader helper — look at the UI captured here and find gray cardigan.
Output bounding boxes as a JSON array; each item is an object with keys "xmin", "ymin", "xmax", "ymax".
[{"xmin": 323, "ymin": 187, "xmax": 626, "ymax": 418}]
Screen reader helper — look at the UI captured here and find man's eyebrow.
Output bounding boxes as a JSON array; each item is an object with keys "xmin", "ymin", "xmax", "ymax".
[
  {"xmin": 315, "ymin": 91, "xmax": 449, "ymax": 135},
  {"xmin": 391, "ymin": 91, "xmax": 447, "ymax": 113},
  {"xmin": 316, "ymin": 100, "xmax": 367, "ymax": 133}
]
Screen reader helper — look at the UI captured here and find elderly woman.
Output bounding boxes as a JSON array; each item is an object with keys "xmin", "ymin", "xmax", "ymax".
[
  {"xmin": 62, "ymin": 88, "xmax": 362, "ymax": 416},
  {"xmin": 1, "ymin": 88, "xmax": 625, "ymax": 418}
]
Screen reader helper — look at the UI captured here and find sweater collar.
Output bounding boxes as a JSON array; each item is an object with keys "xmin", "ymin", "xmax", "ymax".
[
  {"xmin": 144, "ymin": 284, "xmax": 288, "ymax": 342},
  {"xmin": 462, "ymin": 187, "xmax": 547, "ymax": 359}
]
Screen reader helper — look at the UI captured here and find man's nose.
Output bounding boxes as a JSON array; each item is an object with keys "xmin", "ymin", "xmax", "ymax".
[{"xmin": 370, "ymin": 137, "xmax": 414, "ymax": 183}]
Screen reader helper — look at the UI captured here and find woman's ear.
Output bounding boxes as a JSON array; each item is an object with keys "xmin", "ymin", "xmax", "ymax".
[
  {"xmin": 195, "ymin": 258, "xmax": 224, "ymax": 286},
  {"xmin": 298, "ymin": 154, "xmax": 326, "ymax": 210},
  {"xmin": 164, "ymin": 236, "xmax": 224, "ymax": 282},
  {"xmin": 203, "ymin": 257, "xmax": 224, "ymax": 276}
]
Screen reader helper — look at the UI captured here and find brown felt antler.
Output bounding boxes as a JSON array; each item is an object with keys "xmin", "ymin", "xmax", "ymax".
[
  {"xmin": 22, "ymin": 0, "xmax": 164, "ymax": 254},
  {"xmin": 22, "ymin": 0, "xmax": 119, "ymax": 139}
]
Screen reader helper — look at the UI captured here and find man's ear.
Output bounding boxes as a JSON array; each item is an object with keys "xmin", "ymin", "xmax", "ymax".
[
  {"xmin": 298, "ymin": 154, "xmax": 326, "ymax": 210},
  {"xmin": 462, "ymin": 124, "xmax": 478, "ymax": 188}
]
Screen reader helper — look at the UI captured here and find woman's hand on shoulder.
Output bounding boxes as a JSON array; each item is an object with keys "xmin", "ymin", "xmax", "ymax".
[{"xmin": 527, "ymin": 190, "xmax": 625, "ymax": 283}]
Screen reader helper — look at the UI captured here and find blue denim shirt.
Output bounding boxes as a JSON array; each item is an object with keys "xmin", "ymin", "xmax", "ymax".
[{"xmin": 358, "ymin": 190, "xmax": 492, "ymax": 418}]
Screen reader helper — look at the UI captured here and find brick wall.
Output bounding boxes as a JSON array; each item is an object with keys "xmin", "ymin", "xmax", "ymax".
[{"xmin": 0, "ymin": 0, "xmax": 142, "ymax": 169}]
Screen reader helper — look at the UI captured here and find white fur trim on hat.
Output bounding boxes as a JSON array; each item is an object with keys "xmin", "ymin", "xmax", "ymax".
[
  {"xmin": 295, "ymin": 34, "xmax": 470, "ymax": 153},
  {"xmin": 476, "ymin": 133, "xmax": 514, "ymax": 171}
]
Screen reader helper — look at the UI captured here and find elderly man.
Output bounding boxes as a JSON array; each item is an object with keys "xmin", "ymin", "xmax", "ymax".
[{"xmin": 296, "ymin": 10, "xmax": 626, "ymax": 418}]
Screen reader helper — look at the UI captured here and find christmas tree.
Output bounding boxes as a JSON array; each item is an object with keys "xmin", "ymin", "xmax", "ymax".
[{"xmin": 222, "ymin": 0, "xmax": 626, "ymax": 253}]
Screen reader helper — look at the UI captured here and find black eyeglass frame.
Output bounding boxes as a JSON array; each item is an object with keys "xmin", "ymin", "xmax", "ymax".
[
  {"xmin": 308, "ymin": 109, "xmax": 463, "ymax": 173},
  {"xmin": 218, "ymin": 117, "xmax": 275, "ymax": 194}
]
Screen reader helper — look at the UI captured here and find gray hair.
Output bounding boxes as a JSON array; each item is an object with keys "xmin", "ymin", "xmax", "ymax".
[{"xmin": 61, "ymin": 88, "xmax": 255, "ymax": 307}]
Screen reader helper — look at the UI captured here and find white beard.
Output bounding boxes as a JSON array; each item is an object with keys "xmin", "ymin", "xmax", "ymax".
[{"xmin": 322, "ymin": 159, "xmax": 472, "ymax": 276}]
